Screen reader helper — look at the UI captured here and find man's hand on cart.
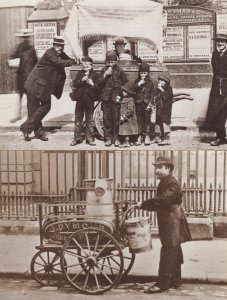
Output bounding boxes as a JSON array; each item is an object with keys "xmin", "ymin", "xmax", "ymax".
[{"xmin": 137, "ymin": 200, "xmax": 150, "ymax": 210}]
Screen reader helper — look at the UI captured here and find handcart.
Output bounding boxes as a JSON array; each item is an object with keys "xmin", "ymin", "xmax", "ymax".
[{"xmin": 30, "ymin": 179, "xmax": 152, "ymax": 295}]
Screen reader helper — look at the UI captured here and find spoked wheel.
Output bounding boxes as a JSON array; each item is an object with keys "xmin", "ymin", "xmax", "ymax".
[
  {"xmin": 60, "ymin": 228, "xmax": 124, "ymax": 295},
  {"xmin": 31, "ymin": 250, "xmax": 64, "ymax": 286},
  {"xmin": 120, "ymin": 248, "xmax": 135, "ymax": 280}
]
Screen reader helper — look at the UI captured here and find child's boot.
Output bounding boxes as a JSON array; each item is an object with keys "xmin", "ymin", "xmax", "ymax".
[
  {"xmin": 144, "ymin": 135, "xmax": 151, "ymax": 146},
  {"xmin": 154, "ymin": 134, "xmax": 161, "ymax": 144},
  {"xmin": 165, "ymin": 133, "xmax": 171, "ymax": 145},
  {"xmin": 114, "ymin": 138, "xmax": 120, "ymax": 147},
  {"xmin": 125, "ymin": 136, "xmax": 130, "ymax": 147},
  {"xmin": 135, "ymin": 135, "xmax": 142, "ymax": 146}
]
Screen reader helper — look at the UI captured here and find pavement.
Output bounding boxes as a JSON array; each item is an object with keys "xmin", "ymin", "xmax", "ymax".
[
  {"xmin": 0, "ymin": 233, "xmax": 227, "ymax": 284},
  {"xmin": 1, "ymin": 92, "xmax": 227, "ymax": 150}
]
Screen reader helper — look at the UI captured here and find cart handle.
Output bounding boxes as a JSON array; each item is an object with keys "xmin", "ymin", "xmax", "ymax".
[{"xmin": 119, "ymin": 204, "xmax": 140, "ymax": 228}]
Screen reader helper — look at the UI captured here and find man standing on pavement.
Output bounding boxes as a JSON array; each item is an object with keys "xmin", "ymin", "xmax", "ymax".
[
  {"xmin": 9, "ymin": 29, "xmax": 38, "ymax": 123},
  {"xmin": 205, "ymin": 34, "xmax": 227, "ymax": 146},
  {"xmin": 139, "ymin": 156, "xmax": 191, "ymax": 294},
  {"xmin": 20, "ymin": 36, "xmax": 77, "ymax": 141}
]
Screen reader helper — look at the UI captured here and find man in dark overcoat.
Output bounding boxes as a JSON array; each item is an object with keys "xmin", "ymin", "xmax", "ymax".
[
  {"xmin": 20, "ymin": 36, "xmax": 77, "ymax": 141},
  {"xmin": 140, "ymin": 156, "xmax": 191, "ymax": 293},
  {"xmin": 205, "ymin": 34, "xmax": 227, "ymax": 146},
  {"xmin": 10, "ymin": 29, "xmax": 38, "ymax": 123}
]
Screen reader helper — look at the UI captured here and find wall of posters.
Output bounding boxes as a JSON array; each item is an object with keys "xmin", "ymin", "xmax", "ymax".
[{"xmin": 33, "ymin": 21, "xmax": 57, "ymax": 58}]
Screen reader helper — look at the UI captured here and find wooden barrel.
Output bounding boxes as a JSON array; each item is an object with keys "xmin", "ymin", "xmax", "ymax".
[{"xmin": 125, "ymin": 217, "xmax": 152, "ymax": 254}]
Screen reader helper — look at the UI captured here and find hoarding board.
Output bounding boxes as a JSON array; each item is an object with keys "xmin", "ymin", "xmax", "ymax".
[{"xmin": 33, "ymin": 21, "xmax": 57, "ymax": 57}]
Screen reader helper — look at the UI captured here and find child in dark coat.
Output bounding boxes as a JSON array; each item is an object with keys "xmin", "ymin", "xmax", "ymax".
[
  {"xmin": 134, "ymin": 63, "xmax": 155, "ymax": 146},
  {"xmin": 70, "ymin": 56, "xmax": 99, "ymax": 146},
  {"xmin": 97, "ymin": 50, "xmax": 128, "ymax": 147},
  {"xmin": 154, "ymin": 74, "xmax": 173, "ymax": 146},
  {"xmin": 118, "ymin": 82, "xmax": 138, "ymax": 147}
]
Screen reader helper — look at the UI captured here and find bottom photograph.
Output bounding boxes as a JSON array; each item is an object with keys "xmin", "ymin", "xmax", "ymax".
[{"xmin": 0, "ymin": 150, "xmax": 227, "ymax": 297}]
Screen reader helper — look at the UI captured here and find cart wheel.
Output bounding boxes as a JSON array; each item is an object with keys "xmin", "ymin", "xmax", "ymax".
[
  {"xmin": 61, "ymin": 228, "xmax": 124, "ymax": 295},
  {"xmin": 120, "ymin": 248, "xmax": 135, "ymax": 280},
  {"xmin": 94, "ymin": 103, "xmax": 104, "ymax": 137},
  {"xmin": 31, "ymin": 250, "xmax": 64, "ymax": 286}
]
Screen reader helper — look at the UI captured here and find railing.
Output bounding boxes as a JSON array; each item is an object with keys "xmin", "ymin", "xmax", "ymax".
[{"xmin": 1, "ymin": 181, "xmax": 226, "ymax": 221}]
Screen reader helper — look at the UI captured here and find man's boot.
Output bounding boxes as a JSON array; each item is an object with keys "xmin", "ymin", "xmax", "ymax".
[{"xmin": 144, "ymin": 135, "xmax": 151, "ymax": 145}]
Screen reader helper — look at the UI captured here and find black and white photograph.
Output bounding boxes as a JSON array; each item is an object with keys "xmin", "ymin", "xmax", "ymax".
[{"xmin": 0, "ymin": 0, "xmax": 227, "ymax": 299}]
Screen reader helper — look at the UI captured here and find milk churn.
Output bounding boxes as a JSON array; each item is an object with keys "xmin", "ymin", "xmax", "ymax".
[
  {"xmin": 84, "ymin": 178, "xmax": 114, "ymax": 219},
  {"xmin": 125, "ymin": 217, "xmax": 152, "ymax": 254}
]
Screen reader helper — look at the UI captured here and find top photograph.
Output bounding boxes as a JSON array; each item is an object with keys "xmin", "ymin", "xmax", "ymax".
[{"xmin": 1, "ymin": 0, "xmax": 227, "ymax": 150}]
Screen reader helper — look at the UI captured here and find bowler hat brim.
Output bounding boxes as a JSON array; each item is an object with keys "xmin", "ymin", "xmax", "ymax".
[{"xmin": 152, "ymin": 162, "xmax": 174, "ymax": 171}]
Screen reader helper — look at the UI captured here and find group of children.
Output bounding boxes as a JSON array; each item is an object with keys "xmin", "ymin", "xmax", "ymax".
[{"xmin": 70, "ymin": 50, "xmax": 173, "ymax": 147}]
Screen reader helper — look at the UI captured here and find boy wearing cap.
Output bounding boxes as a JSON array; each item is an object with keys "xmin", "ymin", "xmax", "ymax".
[
  {"xmin": 205, "ymin": 34, "xmax": 227, "ymax": 146},
  {"xmin": 97, "ymin": 50, "xmax": 128, "ymax": 146},
  {"xmin": 140, "ymin": 156, "xmax": 191, "ymax": 294},
  {"xmin": 9, "ymin": 29, "xmax": 38, "ymax": 123},
  {"xmin": 134, "ymin": 62, "xmax": 155, "ymax": 146},
  {"xmin": 70, "ymin": 56, "xmax": 99, "ymax": 146},
  {"xmin": 118, "ymin": 81, "xmax": 138, "ymax": 147},
  {"xmin": 20, "ymin": 36, "xmax": 77, "ymax": 142},
  {"xmin": 154, "ymin": 74, "xmax": 173, "ymax": 146}
]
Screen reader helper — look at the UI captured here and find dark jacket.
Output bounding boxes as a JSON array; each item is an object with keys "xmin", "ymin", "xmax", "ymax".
[
  {"xmin": 155, "ymin": 84, "xmax": 173, "ymax": 125},
  {"xmin": 24, "ymin": 47, "xmax": 75, "ymax": 100},
  {"xmin": 140, "ymin": 174, "xmax": 192, "ymax": 245},
  {"xmin": 97, "ymin": 65, "xmax": 128, "ymax": 102},
  {"xmin": 70, "ymin": 69, "xmax": 100, "ymax": 102},
  {"xmin": 134, "ymin": 76, "xmax": 155, "ymax": 105},
  {"xmin": 119, "ymin": 96, "xmax": 138, "ymax": 135},
  {"xmin": 10, "ymin": 41, "xmax": 38, "ymax": 94},
  {"xmin": 205, "ymin": 49, "xmax": 227, "ymax": 130}
]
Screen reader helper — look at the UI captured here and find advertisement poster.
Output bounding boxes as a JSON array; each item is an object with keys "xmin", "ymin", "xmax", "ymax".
[
  {"xmin": 188, "ymin": 25, "xmax": 212, "ymax": 60},
  {"xmin": 88, "ymin": 40, "xmax": 106, "ymax": 61},
  {"xmin": 33, "ymin": 21, "xmax": 57, "ymax": 58},
  {"xmin": 163, "ymin": 26, "xmax": 185, "ymax": 60},
  {"xmin": 137, "ymin": 42, "xmax": 157, "ymax": 61},
  {"xmin": 216, "ymin": 12, "xmax": 227, "ymax": 34}
]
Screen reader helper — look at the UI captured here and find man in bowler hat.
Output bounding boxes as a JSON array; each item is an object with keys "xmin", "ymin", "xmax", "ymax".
[
  {"xmin": 139, "ymin": 156, "xmax": 191, "ymax": 293},
  {"xmin": 113, "ymin": 38, "xmax": 142, "ymax": 63},
  {"xmin": 205, "ymin": 34, "xmax": 227, "ymax": 146},
  {"xmin": 20, "ymin": 36, "xmax": 77, "ymax": 141}
]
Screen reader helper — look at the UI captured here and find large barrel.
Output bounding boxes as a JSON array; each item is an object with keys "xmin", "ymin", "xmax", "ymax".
[
  {"xmin": 125, "ymin": 217, "xmax": 152, "ymax": 254},
  {"xmin": 84, "ymin": 178, "xmax": 114, "ymax": 219}
]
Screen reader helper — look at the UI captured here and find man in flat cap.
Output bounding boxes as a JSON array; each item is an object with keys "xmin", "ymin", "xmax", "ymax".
[
  {"xmin": 9, "ymin": 29, "xmax": 38, "ymax": 123},
  {"xmin": 20, "ymin": 36, "xmax": 77, "ymax": 141},
  {"xmin": 140, "ymin": 156, "xmax": 191, "ymax": 294},
  {"xmin": 205, "ymin": 34, "xmax": 227, "ymax": 146}
]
